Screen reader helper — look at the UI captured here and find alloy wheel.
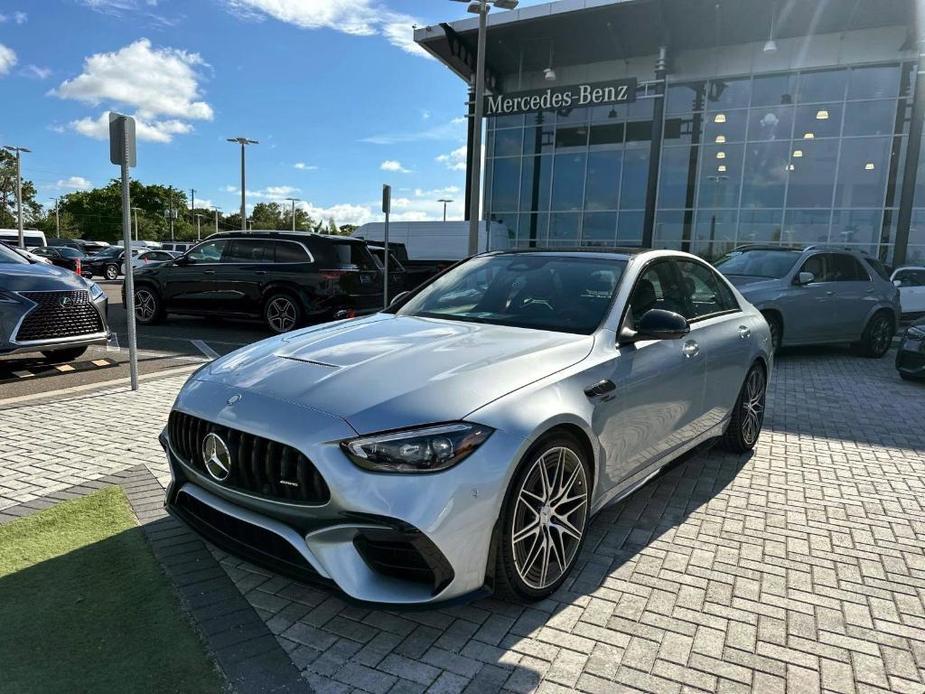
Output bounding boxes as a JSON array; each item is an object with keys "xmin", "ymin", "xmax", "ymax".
[
  {"xmin": 511, "ymin": 447, "xmax": 588, "ymax": 591},
  {"xmin": 870, "ymin": 316, "xmax": 892, "ymax": 356},
  {"xmin": 134, "ymin": 289, "xmax": 157, "ymax": 321},
  {"xmin": 105, "ymin": 265, "xmax": 118, "ymax": 280},
  {"xmin": 266, "ymin": 297, "xmax": 297, "ymax": 333},
  {"xmin": 741, "ymin": 367, "xmax": 766, "ymax": 446}
]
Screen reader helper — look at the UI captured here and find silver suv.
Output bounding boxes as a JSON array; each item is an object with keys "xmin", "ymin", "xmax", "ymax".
[{"xmin": 715, "ymin": 246, "xmax": 900, "ymax": 357}]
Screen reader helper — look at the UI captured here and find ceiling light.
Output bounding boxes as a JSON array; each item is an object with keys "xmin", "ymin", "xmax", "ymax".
[
  {"xmin": 763, "ymin": 39, "xmax": 778, "ymax": 53},
  {"xmin": 714, "ymin": 113, "xmax": 726, "ymax": 124},
  {"xmin": 544, "ymin": 67, "xmax": 557, "ymax": 82},
  {"xmin": 816, "ymin": 109, "xmax": 829, "ymax": 120},
  {"xmin": 717, "ymin": 164, "xmax": 727, "ymax": 172},
  {"xmin": 793, "ymin": 149, "xmax": 803, "ymax": 158},
  {"xmin": 803, "ymin": 132, "xmax": 815, "ymax": 139},
  {"xmin": 787, "ymin": 163, "xmax": 795, "ymax": 171},
  {"xmin": 864, "ymin": 161, "xmax": 875, "ymax": 170},
  {"xmin": 716, "ymin": 151, "xmax": 726, "ymax": 159},
  {"xmin": 715, "ymin": 135, "xmax": 726, "ymax": 144}
]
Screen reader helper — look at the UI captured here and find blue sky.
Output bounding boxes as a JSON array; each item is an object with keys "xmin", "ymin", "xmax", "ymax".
[{"xmin": 0, "ymin": 0, "xmax": 545, "ymax": 225}]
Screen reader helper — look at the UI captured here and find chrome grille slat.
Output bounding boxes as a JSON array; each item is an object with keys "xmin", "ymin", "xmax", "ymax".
[{"xmin": 15, "ymin": 290, "xmax": 104, "ymax": 342}]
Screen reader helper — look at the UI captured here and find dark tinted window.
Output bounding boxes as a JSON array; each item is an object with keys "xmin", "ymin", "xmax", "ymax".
[
  {"xmin": 800, "ymin": 254, "xmax": 826, "ymax": 281},
  {"xmin": 273, "ymin": 241, "xmax": 311, "ymax": 263},
  {"xmin": 827, "ymin": 254, "xmax": 869, "ymax": 281},
  {"xmin": 187, "ymin": 239, "xmax": 226, "ymax": 262},
  {"xmin": 677, "ymin": 261, "xmax": 739, "ymax": 319},
  {"xmin": 714, "ymin": 249, "xmax": 800, "ymax": 278},
  {"xmin": 57, "ymin": 247, "xmax": 85, "ymax": 259},
  {"xmin": 894, "ymin": 269, "xmax": 925, "ymax": 286},
  {"xmin": 225, "ymin": 239, "xmax": 271, "ymax": 262},
  {"xmin": 332, "ymin": 242, "xmax": 376, "ymax": 270}
]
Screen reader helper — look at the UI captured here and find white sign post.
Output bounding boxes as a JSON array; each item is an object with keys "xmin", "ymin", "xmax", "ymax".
[{"xmin": 109, "ymin": 112, "xmax": 139, "ymax": 391}]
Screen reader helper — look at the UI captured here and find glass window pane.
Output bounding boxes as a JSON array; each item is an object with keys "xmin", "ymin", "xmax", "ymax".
[
  {"xmin": 848, "ymin": 65, "xmax": 901, "ymax": 100},
  {"xmin": 525, "ymin": 110, "xmax": 555, "ymax": 127},
  {"xmin": 548, "ymin": 213, "xmax": 580, "ymax": 246},
  {"xmin": 494, "ymin": 128, "xmax": 523, "ymax": 157},
  {"xmin": 522, "ymin": 125, "xmax": 555, "ymax": 156},
  {"xmin": 911, "ymin": 209, "xmax": 925, "ymax": 246},
  {"xmin": 797, "ymin": 69, "xmax": 847, "ymax": 103},
  {"xmin": 516, "ymin": 213, "xmax": 549, "ymax": 246},
  {"xmin": 617, "ymin": 211, "xmax": 645, "ymax": 245},
  {"xmin": 830, "ymin": 210, "xmax": 882, "ymax": 246},
  {"xmin": 783, "ymin": 209, "xmax": 831, "ymax": 245},
  {"xmin": 834, "ymin": 137, "xmax": 891, "ymax": 208},
  {"xmin": 706, "ymin": 78, "xmax": 751, "ymax": 110},
  {"xmin": 794, "ymin": 103, "xmax": 842, "ymax": 139},
  {"xmin": 585, "ymin": 150, "xmax": 622, "ymax": 210},
  {"xmin": 663, "ymin": 113, "xmax": 702, "ymax": 144},
  {"xmin": 550, "ymin": 153, "xmax": 587, "ymax": 211},
  {"xmin": 693, "ymin": 210, "xmax": 737, "ymax": 257},
  {"xmin": 490, "ymin": 157, "xmax": 521, "ymax": 212},
  {"xmin": 751, "ymin": 73, "xmax": 796, "ymax": 107},
  {"xmin": 581, "ymin": 212, "xmax": 617, "ymax": 246},
  {"xmin": 653, "ymin": 210, "xmax": 685, "ymax": 247},
  {"xmin": 519, "ymin": 155, "xmax": 552, "ymax": 213},
  {"xmin": 589, "ymin": 122, "xmax": 624, "ymax": 149},
  {"xmin": 489, "ymin": 213, "xmax": 517, "ymax": 246},
  {"xmin": 747, "ymin": 106, "xmax": 793, "ymax": 141},
  {"xmin": 666, "ymin": 82, "xmax": 705, "ymax": 114},
  {"xmin": 625, "ymin": 121, "xmax": 652, "ymax": 144},
  {"xmin": 627, "ymin": 95, "xmax": 654, "ymax": 119},
  {"xmin": 843, "ymin": 100, "xmax": 896, "ymax": 136},
  {"xmin": 590, "ymin": 103, "xmax": 626, "ymax": 122},
  {"xmin": 620, "ymin": 148, "xmax": 650, "ymax": 209},
  {"xmin": 741, "ymin": 141, "xmax": 790, "ymax": 208},
  {"xmin": 738, "ymin": 209, "xmax": 784, "ymax": 244},
  {"xmin": 704, "ymin": 109, "xmax": 747, "ymax": 143},
  {"xmin": 494, "ymin": 113, "xmax": 523, "ymax": 129},
  {"xmin": 786, "ymin": 140, "xmax": 839, "ymax": 207},
  {"xmin": 659, "ymin": 146, "xmax": 698, "ymax": 209},
  {"xmin": 557, "ymin": 106, "xmax": 589, "ymax": 126},
  {"xmin": 273, "ymin": 242, "xmax": 309, "ymax": 263},
  {"xmin": 698, "ymin": 144, "xmax": 743, "ymax": 208},
  {"xmin": 188, "ymin": 239, "xmax": 226, "ymax": 262},
  {"xmin": 556, "ymin": 125, "xmax": 588, "ymax": 151}
]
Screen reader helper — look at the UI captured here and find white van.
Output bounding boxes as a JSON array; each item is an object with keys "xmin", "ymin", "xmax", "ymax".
[{"xmin": 0, "ymin": 228, "xmax": 47, "ymax": 248}]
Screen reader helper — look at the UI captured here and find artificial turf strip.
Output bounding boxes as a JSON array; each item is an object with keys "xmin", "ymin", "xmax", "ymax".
[{"xmin": 0, "ymin": 486, "xmax": 224, "ymax": 694}]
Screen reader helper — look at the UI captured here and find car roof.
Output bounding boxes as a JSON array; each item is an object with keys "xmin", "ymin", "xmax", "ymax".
[
  {"xmin": 207, "ymin": 230, "xmax": 366, "ymax": 244},
  {"xmin": 488, "ymin": 247, "xmax": 649, "ymax": 261}
]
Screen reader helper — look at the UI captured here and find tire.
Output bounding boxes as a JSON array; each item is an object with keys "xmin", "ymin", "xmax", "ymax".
[
  {"xmin": 856, "ymin": 311, "xmax": 893, "ymax": 359},
  {"xmin": 104, "ymin": 264, "xmax": 119, "ymax": 280},
  {"xmin": 762, "ymin": 311, "xmax": 782, "ymax": 353},
  {"xmin": 41, "ymin": 346, "xmax": 87, "ymax": 363},
  {"xmin": 494, "ymin": 433, "xmax": 591, "ymax": 602},
  {"xmin": 133, "ymin": 285, "xmax": 164, "ymax": 325},
  {"xmin": 264, "ymin": 293, "xmax": 303, "ymax": 334},
  {"xmin": 720, "ymin": 362, "xmax": 767, "ymax": 454}
]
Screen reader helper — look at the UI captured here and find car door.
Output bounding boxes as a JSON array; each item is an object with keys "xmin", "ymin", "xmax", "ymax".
[
  {"xmin": 594, "ymin": 259, "xmax": 708, "ymax": 487},
  {"xmin": 825, "ymin": 253, "xmax": 875, "ymax": 340},
  {"xmin": 782, "ymin": 253, "xmax": 840, "ymax": 343},
  {"xmin": 893, "ymin": 268, "xmax": 925, "ymax": 314},
  {"xmin": 162, "ymin": 239, "xmax": 228, "ymax": 314},
  {"xmin": 218, "ymin": 238, "xmax": 275, "ymax": 316}
]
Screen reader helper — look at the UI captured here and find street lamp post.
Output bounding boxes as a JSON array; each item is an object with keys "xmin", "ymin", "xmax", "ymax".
[
  {"xmin": 195, "ymin": 213, "xmax": 203, "ymax": 240},
  {"xmin": 53, "ymin": 197, "xmax": 60, "ymax": 235},
  {"xmin": 3, "ymin": 145, "xmax": 31, "ymax": 248},
  {"xmin": 285, "ymin": 197, "xmax": 300, "ymax": 232},
  {"xmin": 438, "ymin": 198, "xmax": 453, "ymax": 222},
  {"xmin": 227, "ymin": 137, "xmax": 258, "ymax": 231},
  {"xmin": 132, "ymin": 206, "xmax": 141, "ymax": 242},
  {"xmin": 451, "ymin": 0, "xmax": 518, "ymax": 256},
  {"xmin": 213, "ymin": 207, "xmax": 219, "ymax": 234}
]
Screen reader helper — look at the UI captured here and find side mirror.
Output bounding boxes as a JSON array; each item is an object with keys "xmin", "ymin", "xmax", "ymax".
[
  {"xmin": 389, "ymin": 291, "xmax": 410, "ymax": 307},
  {"xmin": 893, "ymin": 279, "xmax": 902, "ymax": 287},
  {"xmin": 175, "ymin": 255, "xmax": 193, "ymax": 266},
  {"xmin": 795, "ymin": 271, "xmax": 815, "ymax": 286},
  {"xmin": 619, "ymin": 309, "xmax": 690, "ymax": 343}
]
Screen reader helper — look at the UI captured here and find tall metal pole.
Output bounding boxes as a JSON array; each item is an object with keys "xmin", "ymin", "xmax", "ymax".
[
  {"xmin": 285, "ymin": 197, "xmax": 299, "ymax": 231},
  {"xmin": 467, "ymin": 0, "xmax": 489, "ymax": 257},
  {"xmin": 190, "ymin": 188, "xmax": 196, "ymax": 218},
  {"xmin": 642, "ymin": 46, "xmax": 668, "ymax": 249},
  {"xmin": 120, "ymin": 121, "xmax": 139, "ymax": 391},
  {"xmin": 214, "ymin": 208, "xmax": 219, "ymax": 233},
  {"xmin": 15, "ymin": 149, "xmax": 23, "ymax": 248},
  {"xmin": 132, "ymin": 206, "xmax": 139, "ymax": 241},
  {"xmin": 55, "ymin": 197, "xmax": 60, "ymax": 235},
  {"xmin": 240, "ymin": 143, "xmax": 246, "ymax": 230}
]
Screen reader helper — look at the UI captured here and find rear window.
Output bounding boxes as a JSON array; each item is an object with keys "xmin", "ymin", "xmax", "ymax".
[
  {"xmin": 273, "ymin": 241, "xmax": 311, "ymax": 263},
  {"xmin": 332, "ymin": 242, "xmax": 377, "ymax": 270}
]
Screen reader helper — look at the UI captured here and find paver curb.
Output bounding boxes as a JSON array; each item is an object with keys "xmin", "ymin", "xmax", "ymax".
[{"xmin": 0, "ymin": 465, "xmax": 311, "ymax": 694}]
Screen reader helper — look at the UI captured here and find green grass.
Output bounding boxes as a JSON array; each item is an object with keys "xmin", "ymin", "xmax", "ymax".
[{"xmin": 0, "ymin": 486, "xmax": 224, "ymax": 694}]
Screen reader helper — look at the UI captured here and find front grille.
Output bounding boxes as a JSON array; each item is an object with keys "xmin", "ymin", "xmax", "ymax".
[
  {"xmin": 168, "ymin": 410, "xmax": 330, "ymax": 505},
  {"xmin": 15, "ymin": 291, "xmax": 104, "ymax": 342}
]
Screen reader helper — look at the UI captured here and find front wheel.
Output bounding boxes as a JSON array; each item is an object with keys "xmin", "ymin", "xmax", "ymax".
[
  {"xmin": 762, "ymin": 312, "xmax": 782, "ymax": 353},
  {"xmin": 133, "ymin": 286, "xmax": 164, "ymax": 324},
  {"xmin": 494, "ymin": 435, "xmax": 590, "ymax": 602},
  {"xmin": 264, "ymin": 293, "xmax": 302, "ymax": 334},
  {"xmin": 856, "ymin": 311, "xmax": 893, "ymax": 358},
  {"xmin": 104, "ymin": 264, "xmax": 119, "ymax": 280},
  {"xmin": 720, "ymin": 363, "xmax": 767, "ymax": 453}
]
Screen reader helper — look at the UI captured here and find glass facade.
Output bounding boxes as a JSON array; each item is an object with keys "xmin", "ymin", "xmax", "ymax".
[{"xmin": 485, "ymin": 62, "xmax": 917, "ymax": 263}]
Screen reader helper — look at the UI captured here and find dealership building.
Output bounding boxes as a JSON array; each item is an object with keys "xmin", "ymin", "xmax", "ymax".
[{"xmin": 415, "ymin": 0, "xmax": 925, "ymax": 265}]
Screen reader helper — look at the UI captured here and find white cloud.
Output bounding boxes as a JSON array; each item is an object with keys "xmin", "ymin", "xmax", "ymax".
[
  {"xmin": 299, "ymin": 201, "xmax": 376, "ymax": 226},
  {"xmin": 293, "ymin": 162, "xmax": 318, "ymax": 171},
  {"xmin": 436, "ymin": 145, "xmax": 467, "ymax": 171},
  {"xmin": 0, "ymin": 11, "xmax": 27, "ymax": 24},
  {"xmin": 56, "ymin": 176, "xmax": 93, "ymax": 190},
  {"xmin": 380, "ymin": 160, "xmax": 410, "ymax": 174},
  {"xmin": 363, "ymin": 117, "xmax": 466, "ymax": 145},
  {"xmin": 294, "ymin": 193, "xmax": 466, "ymax": 226},
  {"xmin": 0, "ymin": 43, "xmax": 17, "ymax": 76},
  {"xmin": 224, "ymin": 1, "xmax": 430, "ymax": 58},
  {"xmin": 222, "ymin": 185, "xmax": 301, "ymax": 200},
  {"xmin": 52, "ymin": 38, "xmax": 211, "ymax": 143},
  {"xmin": 21, "ymin": 65, "xmax": 51, "ymax": 79}
]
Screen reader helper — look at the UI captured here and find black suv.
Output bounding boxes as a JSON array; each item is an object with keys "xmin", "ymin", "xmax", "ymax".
[{"xmin": 129, "ymin": 231, "xmax": 384, "ymax": 333}]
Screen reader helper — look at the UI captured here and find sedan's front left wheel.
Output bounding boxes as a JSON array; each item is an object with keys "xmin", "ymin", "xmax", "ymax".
[{"xmin": 495, "ymin": 434, "xmax": 590, "ymax": 602}]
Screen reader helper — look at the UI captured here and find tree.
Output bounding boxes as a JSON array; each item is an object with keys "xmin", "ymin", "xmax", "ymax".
[
  {"xmin": 339, "ymin": 224, "xmax": 358, "ymax": 236},
  {"xmin": 327, "ymin": 217, "xmax": 338, "ymax": 235},
  {"xmin": 0, "ymin": 149, "xmax": 41, "ymax": 228}
]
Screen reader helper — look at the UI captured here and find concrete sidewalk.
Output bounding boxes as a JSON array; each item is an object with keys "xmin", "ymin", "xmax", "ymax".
[{"xmin": 1, "ymin": 349, "xmax": 923, "ymax": 693}]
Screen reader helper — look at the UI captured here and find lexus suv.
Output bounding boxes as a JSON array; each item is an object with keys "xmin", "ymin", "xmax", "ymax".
[
  {"xmin": 714, "ymin": 246, "xmax": 900, "ymax": 356},
  {"xmin": 0, "ymin": 241, "xmax": 110, "ymax": 363},
  {"xmin": 161, "ymin": 249, "xmax": 771, "ymax": 606},
  {"xmin": 130, "ymin": 231, "xmax": 384, "ymax": 333}
]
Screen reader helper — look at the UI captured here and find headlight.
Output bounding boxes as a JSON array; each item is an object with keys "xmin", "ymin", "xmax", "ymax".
[
  {"xmin": 341, "ymin": 422, "xmax": 493, "ymax": 473},
  {"xmin": 89, "ymin": 282, "xmax": 104, "ymax": 300},
  {"xmin": 907, "ymin": 325, "xmax": 925, "ymax": 339}
]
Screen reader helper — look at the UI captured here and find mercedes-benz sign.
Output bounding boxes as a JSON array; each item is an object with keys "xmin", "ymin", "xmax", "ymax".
[{"xmin": 202, "ymin": 432, "xmax": 232, "ymax": 482}]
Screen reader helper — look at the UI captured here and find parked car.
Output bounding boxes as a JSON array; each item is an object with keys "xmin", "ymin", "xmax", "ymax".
[
  {"xmin": 122, "ymin": 249, "xmax": 180, "ymax": 274},
  {"xmin": 366, "ymin": 244, "xmax": 408, "ymax": 297},
  {"xmin": 162, "ymin": 249, "xmax": 771, "ymax": 605},
  {"xmin": 129, "ymin": 231, "xmax": 384, "ymax": 333},
  {"xmin": 896, "ymin": 318, "xmax": 925, "ymax": 381},
  {"xmin": 31, "ymin": 246, "xmax": 92, "ymax": 277},
  {"xmin": 714, "ymin": 246, "xmax": 900, "ymax": 356},
  {"xmin": 891, "ymin": 266, "xmax": 925, "ymax": 317},
  {"xmin": 83, "ymin": 246, "xmax": 139, "ymax": 280},
  {"xmin": 160, "ymin": 242, "xmax": 195, "ymax": 253},
  {"xmin": 0, "ymin": 241, "xmax": 52, "ymax": 265},
  {"xmin": 0, "ymin": 229, "xmax": 47, "ymax": 249},
  {"xmin": 0, "ymin": 241, "xmax": 110, "ymax": 363}
]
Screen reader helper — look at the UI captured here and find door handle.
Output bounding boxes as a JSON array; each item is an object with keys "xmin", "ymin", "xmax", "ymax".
[
  {"xmin": 204, "ymin": 270, "xmax": 216, "ymax": 275},
  {"xmin": 255, "ymin": 270, "xmax": 267, "ymax": 276},
  {"xmin": 584, "ymin": 379, "xmax": 616, "ymax": 398},
  {"xmin": 825, "ymin": 290, "xmax": 834, "ymax": 296},
  {"xmin": 865, "ymin": 288, "xmax": 874, "ymax": 294},
  {"xmin": 737, "ymin": 325, "xmax": 751, "ymax": 339},
  {"xmin": 682, "ymin": 340, "xmax": 700, "ymax": 358}
]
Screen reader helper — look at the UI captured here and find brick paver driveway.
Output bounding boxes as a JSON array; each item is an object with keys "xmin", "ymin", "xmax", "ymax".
[{"xmin": 2, "ymin": 347, "xmax": 923, "ymax": 693}]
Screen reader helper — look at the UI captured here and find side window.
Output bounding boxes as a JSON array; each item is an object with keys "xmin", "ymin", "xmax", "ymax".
[
  {"xmin": 225, "ymin": 239, "xmax": 271, "ymax": 263},
  {"xmin": 677, "ymin": 261, "xmax": 739, "ymax": 319},
  {"xmin": 273, "ymin": 241, "xmax": 311, "ymax": 263},
  {"xmin": 800, "ymin": 254, "xmax": 826, "ymax": 282},
  {"xmin": 628, "ymin": 263, "xmax": 666, "ymax": 324},
  {"xmin": 897, "ymin": 269, "xmax": 925, "ymax": 286},
  {"xmin": 187, "ymin": 239, "xmax": 226, "ymax": 262},
  {"xmin": 828, "ymin": 254, "xmax": 869, "ymax": 281},
  {"xmin": 332, "ymin": 242, "xmax": 376, "ymax": 270}
]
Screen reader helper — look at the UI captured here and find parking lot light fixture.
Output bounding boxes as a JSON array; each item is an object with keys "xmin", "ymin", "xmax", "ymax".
[
  {"xmin": 285, "ymin": 197, "xmax": 300, "ymax": 232},
  {"xmin": 227, "ymin": 137, "xmax": 258, "ymax": 231},
  {"xmin": 3, "ymin": 145, "xmax": 31, "ymax": 248},
  {"xmin": 438, "ymin": 198, "xmax": 453, "ymax": 222}
]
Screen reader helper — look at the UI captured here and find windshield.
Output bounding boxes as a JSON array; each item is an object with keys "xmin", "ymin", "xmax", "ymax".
[
  {"xmin": 714, "ymin": 250, "xmax": 800, "ymax": 279},
  {"xmin": 56, "ymin": 247, "xmax": 86, "ymax": 259},
  {"xmin": 397, "ymin": 254, "xmax": 626, "ymax": 334},
  {"xmin": 0, "ymin": 243, "xmax": 29, "ymax": 265},
  {"xmin": 94, "ymin": 247, "xmax": 123, "ymax": 258}
]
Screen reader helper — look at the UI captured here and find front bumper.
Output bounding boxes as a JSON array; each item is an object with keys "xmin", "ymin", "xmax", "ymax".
[
  {"xmin": 0, "ymin": 294, "xmax": 110, "ymax": 356},
  {"xmin": 161, "ymin": 378, "xmax": 524, "ymax": 606},
  {"xmin": 896, "ymin": 332, "xmax": 925, "ymax": 378}
]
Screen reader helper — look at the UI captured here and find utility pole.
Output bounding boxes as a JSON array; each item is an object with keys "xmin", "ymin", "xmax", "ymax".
[
  {"xmin": 132, "ymin": 206, "xmax": 140, "ymax": 241},
  {"xmin": 190, "ymin": 188, "xmax": 196, "ymax": 218},
  {"xmin": 438, "ymin": 198, "xmax": 453, "ymax": 222},
  {"xmin": 213, "ymin": 207, "xmax": 219, "ymax": 233},
  {"xmin": 54, "ymin": 197, "xmax": 60, "ymax": 235},
  {"xmin": 3, "ymin": 145, "xmax": 30, "ymax": 248},
  {"xmin": 227, "ymin": 137, "xmax": 258, "ymax": 231},
  {"xmin": 285, "ymin": 197, "xmax": 299, "ymax": 232},
  {"xmin": 195, "ymin": 213, "xmax": 202, "ymax": 241}
]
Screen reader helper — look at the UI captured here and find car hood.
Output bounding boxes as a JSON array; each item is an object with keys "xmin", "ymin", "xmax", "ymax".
[
  {"xmin": 196, "ymin": 314, "xmax": 594, "ymax": 434},
  {"xmin": 0, "ymin": 262, "xmax": 91, "ymax": 292}
]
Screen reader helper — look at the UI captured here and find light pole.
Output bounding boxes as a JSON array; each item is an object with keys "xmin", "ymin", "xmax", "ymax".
[
  {"xmin": 285, "ymin": 197, "xmax": 300, "ymax": 232},
  {"xmin": 3, "ymin": 145, "xmax": 31, "ymax": 248},
  {"xmin": 132, "ymin": 206, "xmax": 141, "ymax": 241},
  {"xmin": 451, "ymin": 0, "xmax": 518, "ymax": 256},
  {"xmin": 53, "ymin": 197, "xmax": 60, "ymax": 235},
  {"xmin": 227, "ymin": 137, "xmax": 258, "ymax": 231},
  {"xmin": 213, "ymin": 207, "xmax": 220, "ymax": 234},
  {"xmin": 438, "ymin": 198, "xmax": 453, "ymax": 222},
  {"xmin": 195, "ymin": 213, "xmax": 203, "ymax": 240}
]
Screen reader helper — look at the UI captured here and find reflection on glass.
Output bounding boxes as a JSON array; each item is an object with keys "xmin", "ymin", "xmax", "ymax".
[
  {"xmin": 797, "ymin": 69, "xmax": 847, "ymax": 103},
  {"xmin": 659, "ymin": 146, "xmax": 697, "ymax": 209},
  {"xmin": 625, "ymin": 121, "xmax": 653, "ymax": 143},
  {"xmin": 494, "ymin": 128, "xmax": 523, "ymax": 157},
  {"xmin": 556, "ymin": 126, "xmax": 589, "ymax": 150},
  {"xmin": 752, "ymin": 73, "xmax": 796, "ymax": 107},
  {"xmin": 653, "ymin": 210, "xmax": 685, "ymax": 247},
  {"xmin": 557, "ymin": 107, "xmax": 590, "ymax": 126},
  {"xmin": 581, "ymin": 212, "xmax": 617, "ymax": 246},
  {"xmin": 834, "ymin": 137, "xmax": 891, "ymax": 208},
  {"xmin": 693, "ymin": 210, "xmax": 737, "ymax": 258},
  {"xmin": 705, "ymin": 109, "xmax": 747, "ymax": 143},
  {"xmin": 617, "ymin": 211, "xmax": 645, "ymax": 244},
  {"xmin": 738, "ymin": 209, "xmax": 784, "ymax": 243},
  {"xmin": 520, "ymin": 156, "xmax": 553, "ymax": 214},
  {"xmin": 620, "ymin": 148, "xmax": 650, "ymax": 209},
  {"xmin": 548, "ymin": 213, "xmax": 580, "ymax": 246},
  {"xmin": 747, "ymin": 106, "xmax": 793, "ymax": 141},
  {"xmin": 585, "ymin": 150, "xmax": 623, "ymax": 210},
  {"xmin": 843, "ymin": 100, "xmax": 897, "ymax": 137},
  {"xmin": 830, "ymin": 209, "xmax": 882, "ymax": 246},
  {"xmin": 490, "ymin": 157, "xmax": 521, "ymax": 212},
  {"xmin": 698, "ymin": 144, "xmax": 743, "ymax": 208},
  {"xmin": 706, "ymin": 78, "xmax": 751, "ymax": 109},
  {"xmin": 590, "ymin": 103, "xmax": 626, "ymax": 122},
  {"xmin": 494, "ymin": 113, "xmax": 524, "ymax": 129},
  {"xmin": 741, "ymin": 141, "xmax": 789, "ymax": 208},
  {"xmin": 848, "ymin": 65, "xmax": 901, "ymax": 100},
  {"xmin": 783, "ymin": 210, "xmax": 831, "ymax": 244},
  {"xmin": 666, "ymin": 82, "xmax": 706, "ymax": 114},
  {"xmin": 794, "ymin": 103, "xmax": 842, "ymax": 138},
  {"xmin": 551, "ymin": 153, "xmax": 587, "ymax": 210},
  {"xmin": 589, "ymin": 123, "xmax": 624, "ymax": 148},
  {"xmin": 786, "ymin": 140, "xmax": 838, "ymax": 207},
  {"xmin": 522, "ymin": 125, "xmax": 555, "ymax": 156}
]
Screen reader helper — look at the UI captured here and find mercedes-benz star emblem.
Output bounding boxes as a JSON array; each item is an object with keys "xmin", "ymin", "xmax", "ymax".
[
  {"xmin": 227, "ymin": 393, "xmax": 242, "ymax": 406},
  {"xmin": 202, "ymin": 432, "xmax": 232, "ymax": 482}
]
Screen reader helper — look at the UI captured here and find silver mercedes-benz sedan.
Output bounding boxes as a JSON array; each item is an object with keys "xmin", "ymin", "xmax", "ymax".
[{"xmin": 162, "ymin": 249, "xmax": 772, "ymax": 605}]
